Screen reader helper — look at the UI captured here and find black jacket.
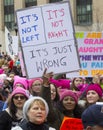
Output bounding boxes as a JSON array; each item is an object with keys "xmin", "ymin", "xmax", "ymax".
[
  {"xmin": 20, "ymin": 121, "xmax": 49, "ymax": 130},
  {"xmin": 0, "ymin": 110, "xmax": 21, "ymax": 130}
]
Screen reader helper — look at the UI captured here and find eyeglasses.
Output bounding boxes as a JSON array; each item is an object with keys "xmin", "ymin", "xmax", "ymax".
[{"xmin": 13, "ymin": 96, "xmax": 26, "ymax": 100}]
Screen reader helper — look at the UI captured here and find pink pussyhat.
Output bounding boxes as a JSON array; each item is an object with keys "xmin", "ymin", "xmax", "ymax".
[{"xmin": 13, "ymin": 76, "xmax": 29, "ymax": 90}]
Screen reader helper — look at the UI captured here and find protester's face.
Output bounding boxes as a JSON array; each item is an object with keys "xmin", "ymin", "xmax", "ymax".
[
  {"xmin": 86, "ymin": 90, "xmax": 100, "ymax": 104},
  {"xmin": 9, "ymin": 73, "xmax": 15, "ymax": 82},
  {"xmin": 62, "ymin": 96, "xmax": 76, "ymax": 111},
  {"xmin": 50, "ymin": 84, "xmax": 56, "ymax": 100},
  {"xmin": 74, "ymin": 78, "xmax": 83, "ymax": 87},
  {"xmin": 13, "ymin": 94, "xmax": 27, "ymax": 109},
  {"xmin": 27, "ymin": 101, "xmax": 46, "ymax": 124},
  {"xmin": 32, "ymin": 80, "xmax": 42, "ymax": 93}
]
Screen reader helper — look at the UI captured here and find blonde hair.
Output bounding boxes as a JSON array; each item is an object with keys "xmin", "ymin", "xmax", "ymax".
[
  {"xmin": 28, "ymin": 99, "xmax": 46, "ymax": 111},
  {"xmin": 23, "ymin": 97, "xmax": 49, "ymax": 121}
]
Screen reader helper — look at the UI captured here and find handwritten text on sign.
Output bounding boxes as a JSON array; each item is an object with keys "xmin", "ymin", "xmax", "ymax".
[
  {"xmin": 17, "ymin": 7, "xmax": 46, "ymax": 46},
  {"xmin": 77, "ymin": 32, "xmax": 103, "ymax": 77},
  {"xmin": 66, "ymin": 32, "xmax": 103, "ymax": 78},
  {"xmin": 23, "ymin": 40, "xmax": 79, "ymax": 78},
  {"xmin": 16, "ymin": 1, "xmax": 80, "ymax": 78},
  {"xmin": 17, "ymin": 2, "xmax": 74, "ymax": 46}
]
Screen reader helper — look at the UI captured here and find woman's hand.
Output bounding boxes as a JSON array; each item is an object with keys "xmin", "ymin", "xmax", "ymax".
[{"xmin": 92, "ymin": 73, "xmax": 101, "ymax": 84}]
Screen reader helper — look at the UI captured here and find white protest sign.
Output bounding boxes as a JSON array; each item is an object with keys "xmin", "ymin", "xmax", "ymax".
[
  {"xmin": 5, "ymin": 26, "xmax": 19, "ymax": 59},
  {"xmin": 16, "ymin": 1, "xmax": 80, "ymax": 79}
]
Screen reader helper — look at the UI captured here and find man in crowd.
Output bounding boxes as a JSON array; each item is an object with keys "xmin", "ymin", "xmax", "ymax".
[{"xmin": 82, "ymin": 104, "xmax": 103, "ymax": 130}]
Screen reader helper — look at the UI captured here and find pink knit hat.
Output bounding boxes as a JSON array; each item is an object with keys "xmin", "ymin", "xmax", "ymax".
[
  {"xmin": 60, "ymin": 89, "xmax": 78, "ymax": 103},
  {"xmin": 13, "ymin": 76, "xmax": 29, "ymax": 90},
  {"xmin": 49, "ymin": 78, "xmax": 71, "ymax": 89},
  {"xmin": 28, "ymin": 78, "xmax": 43, "ymax": 88},
  {"xmin": 77, "ymin": 84, "xmax": 88, "ymax": 92},
  {"xmin": 86, "ymin": 84, "xmax": 103, "ymax": 97},
  {"xmin": 11, "ymin": 87, "xmax": 29, "ymax": 99},
  {"xmin": 0, "ymin": 69, "xmax": 4, "ymax": 74}
]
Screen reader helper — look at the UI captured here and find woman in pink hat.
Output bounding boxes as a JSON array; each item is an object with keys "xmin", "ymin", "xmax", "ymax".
[
  {"xmin": 0, "ymin": 87, "xmax": 29, "ymax": 130},
  {"xmin": 28, "ymin": 78, "xmax": 43, "ymax": 96},
  {"xmin": 86, "ymin": 83, "xmax": 103, "ymax": 106},
  {"xmin": 58, "ymin": 89, "xmax": 83, "ymax": 118},
  {"xmin": 78, "ymin": 83, "xmax": 103, "ymax": 110}
]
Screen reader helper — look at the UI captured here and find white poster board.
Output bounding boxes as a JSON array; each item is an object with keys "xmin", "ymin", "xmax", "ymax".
[
  {"xmin": 16, "ymin": 1, "xmax": 80, "ymax": 79},
  {"xmin": 5, "ymin": 27, "xmax": 19, "ymax": 59}
]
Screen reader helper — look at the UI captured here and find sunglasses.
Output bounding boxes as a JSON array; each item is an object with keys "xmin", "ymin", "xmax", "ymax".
[{"xmin": 13, "ymin": 95, "xmax": 26, "ymax": 100}]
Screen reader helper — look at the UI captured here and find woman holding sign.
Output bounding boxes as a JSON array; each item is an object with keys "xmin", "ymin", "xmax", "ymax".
[
  {"xmin": 41, "ymin": 69, "xmax": 83, "ymax": 130},
  {"xmin": 41, "ymin": 69, "xmax": 64, "ymax": 130}
]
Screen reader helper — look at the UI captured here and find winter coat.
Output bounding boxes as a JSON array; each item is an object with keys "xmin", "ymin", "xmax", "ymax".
[{"xmin": 0, "ymin": 110, "xmax": 22, "ymax": 130}]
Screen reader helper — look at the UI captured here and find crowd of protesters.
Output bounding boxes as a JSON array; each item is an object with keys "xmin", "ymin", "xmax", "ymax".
[{"xmin": 0, "ymin": 53, "xmax": 103, "ymax": 130}]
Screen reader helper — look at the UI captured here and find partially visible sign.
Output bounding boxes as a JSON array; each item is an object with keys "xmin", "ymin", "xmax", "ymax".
[
  {"xmin": 18, "ymin": 51, "xmax": 26, "ymax": 77},
  {"xmin": 60, "ymin": 117, "xmax": 84, "ymax": 130},
  {"xmin": 67, "ymin": 32, "xmax": 103, "ymax": 77},
  {"xmin": 5, "ymin": 26, "xmax": 19, "ymax": 59}
]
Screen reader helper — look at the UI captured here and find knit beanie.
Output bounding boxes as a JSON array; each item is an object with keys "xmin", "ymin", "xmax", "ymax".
[
  {"xmin": 49, "ymin": 78, "xmax": 71, "ymax": 89},
  {"xmin": 23, "ymin": 96, "xmax": 49, "ymax": 121},
  {"xmin": 77, "ymin": 84, "xmax": 88, "ymax": 92},
  {"xmin": 86, "ymin": 84, "xmax": 103, "ymax": 97},
  {"xmin": 13, "ymin": 76, "xmax": 29, "ymax": 90},
  {"xmin": 60, "ymin": 89, "xmax": 78, "ymax": 103},
  {"xmin": 0, "ymin": 68, "xmax": 4, "ymax": 74},
  {"xmin": 11, "ymin": 87, "xmax": 29, "ymax": 99},
  {"xmin": 28, "ymin": 78, "xmax": 43, "ymax": 88}
]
